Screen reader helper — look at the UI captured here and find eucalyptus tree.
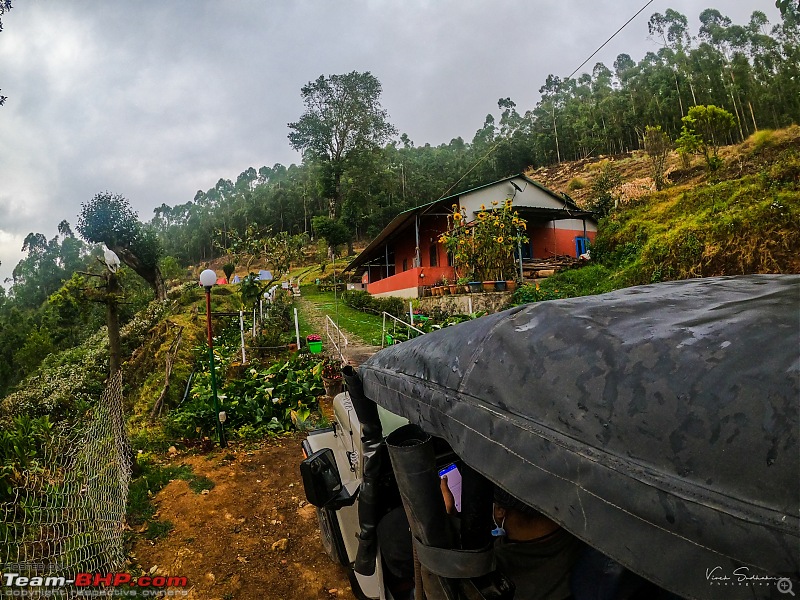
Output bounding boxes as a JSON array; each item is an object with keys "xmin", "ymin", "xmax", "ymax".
[{"xmin": 288, "ymin": 71, "xmax": 397, "ymax": 219}]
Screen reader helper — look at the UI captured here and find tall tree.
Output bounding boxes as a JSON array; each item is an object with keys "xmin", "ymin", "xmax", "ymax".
[
  {"xmin": 288, "ymin": 71, "xmax": 397, "ymax": 218},
  {"xmin": 78, "ymin": 192, "xmax": 167, "ymax": 301}
]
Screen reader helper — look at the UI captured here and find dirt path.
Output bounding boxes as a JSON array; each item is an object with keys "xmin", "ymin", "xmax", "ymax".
[
  {"xmin": 294, "ymin": 296, "xmax": 381, "ymax": 366},
  {"xmin": 132, "ymin": 434, "xmax": 353, "ymax": 600}
]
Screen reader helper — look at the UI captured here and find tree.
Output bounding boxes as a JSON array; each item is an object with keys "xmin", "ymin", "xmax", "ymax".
[
  {"xmin": 643, "ymin": 126, "xmax": 672, "ymax": 190},
  {"xmin": 288, "ymin": 71, "xmax": 397, "ymax": 218},
  {"xmin": 78, "ymin": 192, "xmax": 167, "ymax": 301},
  {"xmin": 677, "ymin": 105, "xmax": 736, "ymax": 171},
  {"xmin": 312, "ymin": 216, "xmax": 350, "ymax": 259}
]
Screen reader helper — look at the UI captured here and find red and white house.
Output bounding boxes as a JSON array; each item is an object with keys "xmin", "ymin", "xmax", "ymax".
[{"xmin": 345, "ymin": 174, "xmax": 597, "ymax": 298}]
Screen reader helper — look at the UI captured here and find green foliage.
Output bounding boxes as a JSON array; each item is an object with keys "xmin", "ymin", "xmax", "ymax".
[
  {"xmin": 312, "ymin": 216, "xmax": 351, "ymax": 253},
  {"xmin": 643, "ymin": 125, "xmax": 671, "ymax": 191},
  {"xmin": 78, "ymin": 192, "xmax": 166, "ymax": 300},
  {"xmin": 166, "ymin": 353, "xmax": 324, "ymax": 438},
  {"xmin": 341, "ymin": 290, "xmax": 405, "ymax": 318},
  {"xmin": 592, "ymin": 161, "xmax": 800, "ymax": 283},
  {"xmin": 567, "ymin": 177, "xmax": 586, "ymax": 191},
  {"xmin": 512, "ymin": 283, "xmax": 565, "ymax": 304},
  {"xmin": 238, "ymin": 273, "xmax": 266, "ymax": 311},
  {"xmin": 590, "ymin": 162, "xmax": 622, "ymax": 217},
  {"xmin": 678, "ymin": 105, "xmax": 736, "ymax": 172},
  {"xmin": 222, "ymin": 263, "xmax": 235, "ymax": 282},
  {"xmin": 0, "ymin": 415, "xmax": 53, "ymax": 503},
  {"xmin": 159, "ymin": 256, "xmax": 185, "ymax": 281}
]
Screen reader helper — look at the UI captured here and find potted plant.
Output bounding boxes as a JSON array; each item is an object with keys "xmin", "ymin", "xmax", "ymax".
[
  {"xmin": 306, "ymin": 334, "xmax": 323, "ymax": 354},
  {"xmin": 448, "ymin": 279, "xmax": 459, "ymax": 295},
  {"xmin": 321, "ymin": 357, "xmax": 344, "ymax": 397},
  {"xmin": 440, "ymin": 278, "xmax": 451, "ymax": 295},
  {"xmin": 457, "ymin": 276, "xmax": 471, "ymax": 294}
]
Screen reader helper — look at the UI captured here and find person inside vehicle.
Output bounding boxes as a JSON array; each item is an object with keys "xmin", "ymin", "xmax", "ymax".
[
  {"xmin": 442, "ymin": 479, "xmax": 584, "ymax": 600},
  {"xmin": 377, "ymin": 476, "xmax": 584, "ymax": 600}
]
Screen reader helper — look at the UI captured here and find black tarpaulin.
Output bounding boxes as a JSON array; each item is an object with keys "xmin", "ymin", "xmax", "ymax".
[{"xmin": 359, "ymin": 275, "xmax": 800, "ymax": 600}]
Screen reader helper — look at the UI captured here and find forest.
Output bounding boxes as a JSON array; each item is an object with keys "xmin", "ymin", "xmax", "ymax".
[{"xmin": 0, "ymin": 5, "xmax": 798, "ymax": 395}]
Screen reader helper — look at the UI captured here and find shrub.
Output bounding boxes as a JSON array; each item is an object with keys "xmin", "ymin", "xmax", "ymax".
[
  {"xmin": 341, "ymin": 290, "xmax": 405, "ymax": 318},
  {"xmin": 567, "ymin": 177, "xmax": 586, "ymax": 191}
]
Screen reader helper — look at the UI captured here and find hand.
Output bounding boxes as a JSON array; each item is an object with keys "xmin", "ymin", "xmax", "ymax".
[{"xmin": 440, "ymin": 476, "xmax": 457, "ymax": 515}]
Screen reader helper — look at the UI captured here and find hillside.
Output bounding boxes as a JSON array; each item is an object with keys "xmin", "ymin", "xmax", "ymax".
[{"xmin": 1, "ymin": 127, "xmax": 798, "ymax": 600}]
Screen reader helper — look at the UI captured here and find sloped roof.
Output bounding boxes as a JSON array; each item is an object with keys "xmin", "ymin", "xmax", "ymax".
[{"xmin": 345, "ymin": 174, "xmax": 594, "ymax": 272}]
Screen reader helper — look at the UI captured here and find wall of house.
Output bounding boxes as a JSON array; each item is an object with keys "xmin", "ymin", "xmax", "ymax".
[
  {"xmin": 458, "ymin": 176, "xmax": 571, "ymax": 218},
  {"xmin": 529, "ymin": 221, "xmax": 597, "ymax": 258},
  {"xmin": 367, "ymin": 265, "xmax": 456, "ymax": 298}
]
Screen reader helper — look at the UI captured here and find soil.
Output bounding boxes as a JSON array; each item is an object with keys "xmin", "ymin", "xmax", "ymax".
[{"xmin": 131, "ymin": 428, "xmax": 354, "ymax": 600}]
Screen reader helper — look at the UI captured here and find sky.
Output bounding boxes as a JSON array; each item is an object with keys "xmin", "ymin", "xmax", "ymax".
[{"xmin": 0, "ymin": 1, "xmax": 780, "ymax": 287}]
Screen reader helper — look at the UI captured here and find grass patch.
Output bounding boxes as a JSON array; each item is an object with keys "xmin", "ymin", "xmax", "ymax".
[{"xmin": 297, "ymin": 286, "xmax": 385, "ymax": 345}]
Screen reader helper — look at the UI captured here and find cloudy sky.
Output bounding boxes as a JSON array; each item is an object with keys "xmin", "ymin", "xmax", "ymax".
[{"xmin": 0, "ymin": 1, "xmax": 779, "ymax": 286}]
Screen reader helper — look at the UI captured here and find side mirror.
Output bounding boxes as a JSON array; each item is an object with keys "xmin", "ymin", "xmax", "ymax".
[{"xmin": 300, "ymin": 448, "xmax": 344, "ymax": 508}]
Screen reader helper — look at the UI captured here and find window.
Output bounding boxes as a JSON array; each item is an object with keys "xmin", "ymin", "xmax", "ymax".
[
  {"xmin": 403, "ymin": 258, "xmax": 408, "ymax": 272},
  {"xmin": 429, "ymin": 243, "xmax": 438, "ymax": 267}
]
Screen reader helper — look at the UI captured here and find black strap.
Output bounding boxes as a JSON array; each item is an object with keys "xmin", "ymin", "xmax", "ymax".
[{"xmin": 412, "ymin": 538, "xmax": 495, "ymax": 578}]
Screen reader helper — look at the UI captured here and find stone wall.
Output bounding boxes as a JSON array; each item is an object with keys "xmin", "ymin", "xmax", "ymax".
[{"xmin": 417, "ymin": 291, "xmax": 514, "ymax": 315}]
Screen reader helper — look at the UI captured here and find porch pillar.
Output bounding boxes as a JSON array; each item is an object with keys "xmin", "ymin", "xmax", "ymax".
[{"xmin": 414, "ymin": 214, "xmax": 421, "ymax": 267}]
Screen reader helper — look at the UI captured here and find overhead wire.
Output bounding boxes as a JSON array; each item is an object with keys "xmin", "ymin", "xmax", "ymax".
[{"xmin": 434, "ymin": 0, "xmax": 656, "ymax": 200}]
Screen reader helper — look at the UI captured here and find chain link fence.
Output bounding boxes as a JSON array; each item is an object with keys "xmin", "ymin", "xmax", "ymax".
[{"xmin": 1, "ymin": 371, "xmax": 131, "ymax": 598}]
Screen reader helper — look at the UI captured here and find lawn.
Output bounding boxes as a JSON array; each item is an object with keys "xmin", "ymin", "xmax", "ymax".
[{"xmin": 296, "ymin": 285, "xmax": 386, "ymax": 346}]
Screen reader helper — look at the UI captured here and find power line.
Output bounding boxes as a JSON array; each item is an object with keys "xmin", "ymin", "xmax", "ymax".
[{"xmin": 567, "ymin": 0, "xmax": 656, "ymax": 80}]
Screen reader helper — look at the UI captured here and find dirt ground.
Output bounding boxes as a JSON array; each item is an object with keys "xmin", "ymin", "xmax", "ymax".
[{"xmin": 131, "ymin": 429, "xmax": 355, "ymax": 600}]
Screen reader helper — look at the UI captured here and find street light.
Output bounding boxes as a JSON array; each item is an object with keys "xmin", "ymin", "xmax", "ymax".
[{"xmin": 200, "ymin": 269, "xmax": 227, "ymax": 448}]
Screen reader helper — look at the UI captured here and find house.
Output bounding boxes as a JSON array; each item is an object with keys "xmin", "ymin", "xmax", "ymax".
[{"xmin": 345, "ymin": 174, "xmax": 597, "ymax": 298}]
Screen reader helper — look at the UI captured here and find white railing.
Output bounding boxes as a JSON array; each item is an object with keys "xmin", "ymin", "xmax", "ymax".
[
  {"xmin": 382, "ymin": 312, "xmax": 426, "ymax": 348},
  {"xmin": 325, "ymin": 315, "xmax": 349, "ymax": 362}
]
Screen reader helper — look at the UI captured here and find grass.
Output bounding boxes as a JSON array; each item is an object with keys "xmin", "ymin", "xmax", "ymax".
[{"xmin": 296, "ymin": 285, "xmax": 386, "ymax": 346}]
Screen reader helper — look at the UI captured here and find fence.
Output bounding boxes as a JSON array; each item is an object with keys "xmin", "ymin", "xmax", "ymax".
[
  {"xmin": 0, "ymin": 371, "xmax": 132, "ymax": 598},
  {"xmin": 381, "ymin": 312, "xmax": 425, "ymax": 347},
  {"xmin": 325, "ymin": 315, "xmax": 349, "ymax": 362}
]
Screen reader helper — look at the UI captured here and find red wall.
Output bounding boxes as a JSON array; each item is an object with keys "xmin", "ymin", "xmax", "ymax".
[
  {"xmin": 529, "ymin": 226, "xmax": 596, "ymax": 258},
  {"xmin": 366, "ymin": 266, "xmax": 455, "ymax": 295}
]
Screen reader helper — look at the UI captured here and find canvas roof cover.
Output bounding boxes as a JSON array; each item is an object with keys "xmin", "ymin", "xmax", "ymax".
[{"xmin": 359, "ymin": 275, "xmax": 799, "ymax": 599}]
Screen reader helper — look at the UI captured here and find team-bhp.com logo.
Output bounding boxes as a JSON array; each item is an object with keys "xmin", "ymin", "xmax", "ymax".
[{"xmin": 2, "ymin": 572, "xmax": 189, "ymax": 596}]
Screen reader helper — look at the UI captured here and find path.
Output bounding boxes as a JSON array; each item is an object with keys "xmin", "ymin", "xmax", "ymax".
[
  {"xmin": 132, "ymin": 436, "xmax": 352, "ymax": 599},
  {"xmin": 294, "ymin": 296, "xmax": 381, "ymax": 366}
]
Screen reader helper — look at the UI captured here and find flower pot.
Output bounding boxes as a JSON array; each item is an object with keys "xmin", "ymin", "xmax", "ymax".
[
  {"xmin": 322, "ymin": 376, "xmax": 343, "ymax": 398},
  {"xmin": 462, "ymin": 285, "xmax": 471, "ymax": 294},
  {"xmin": 449, "ymin": 284, "xmax": 459, "ymax": 295},
  {"xmin": 468, "ymin": 282, "xmax": 483, "ymax": 293},
  {"xmin": 441, "ymin": 286, "xmax": 450, "ymax": 295},
  {"xmin": 308, "ymin": 341, "xmax": 323, "ymax": 354},
  {"xmin": 506, "ymin": 280, "xmax": 517, "ymax": 292},
  {"xmin": 288, "ymin": 343, "xmax": 298, "ymax": 352},
  {"xmin": 494, "ymin": 280, "xmax": 507, "ymax": 292},
  {"xmin": 482, "ymin": 281, "xmax": 495, "ymax": 292}
]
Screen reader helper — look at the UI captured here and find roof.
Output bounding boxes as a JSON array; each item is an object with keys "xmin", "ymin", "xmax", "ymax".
[
  {"xmin": 358, "ymin": 274, "xmax": 800, "ymax": 598},
  {"xmin": 345, "ymin": 174, "xmax": 594, "ymax": 272}
]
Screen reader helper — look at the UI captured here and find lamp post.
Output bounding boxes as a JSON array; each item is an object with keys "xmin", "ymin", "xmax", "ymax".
[{"xmin": 200, "ymin": 269, "xmax": 227, "ymax": 448}]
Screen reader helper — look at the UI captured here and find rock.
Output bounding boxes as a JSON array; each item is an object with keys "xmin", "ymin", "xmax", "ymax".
[{"xmin": 271, "ymin": 538, "xmax": 289, "ymax": 552}]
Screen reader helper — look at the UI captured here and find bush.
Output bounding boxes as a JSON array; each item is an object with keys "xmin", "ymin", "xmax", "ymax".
[
  {"xmin": 165, "ymin": 353, "xmax": 324, "ymax": 438},
  {"xmin": 341, "ymin": 290, "xmax": 405, "ymax": 318},
  {"xmin": 567, "ymin": 177, "xmax": 586, "ymax": 191}
]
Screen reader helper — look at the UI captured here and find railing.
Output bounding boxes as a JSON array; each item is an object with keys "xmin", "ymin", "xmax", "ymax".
[
  {"xmin": 325, "ymin": 315, "xmax": 349, "ymax": 362},
  {"xmin": 382, "ymin": 312, "xmax": 426, "ymax": 348}
]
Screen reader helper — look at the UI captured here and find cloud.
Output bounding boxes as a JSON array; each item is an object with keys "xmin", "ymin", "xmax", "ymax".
[{"xmin": 0, "ymin": 0, "xmax": 781, "ymax": 288}]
